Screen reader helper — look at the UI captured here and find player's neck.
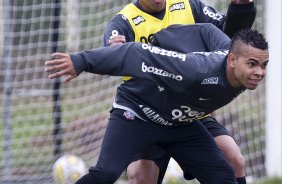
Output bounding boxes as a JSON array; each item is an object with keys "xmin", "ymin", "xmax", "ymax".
[
  {"xmin": 137, "ymin": 0, "xmax": 166, "ymax": 13},
  {"xmin": 135, "ymin": 0, "xmax": 166, "ymax": 19}
]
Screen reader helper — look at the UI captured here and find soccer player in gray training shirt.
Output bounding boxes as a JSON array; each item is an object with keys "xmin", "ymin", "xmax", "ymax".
[{"xmin": 45, "ymin": 23, "xmax": 269, "ymax": 184}]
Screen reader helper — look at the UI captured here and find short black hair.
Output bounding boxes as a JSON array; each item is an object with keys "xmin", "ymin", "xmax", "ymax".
[{"xmin": 229, "ymin": 29, "xmax": 268, "ymax": 54}]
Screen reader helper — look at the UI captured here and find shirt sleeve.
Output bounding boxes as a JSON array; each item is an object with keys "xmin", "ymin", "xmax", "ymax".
[
  {"xmin": 189, "ymin": 0, "xmax": 256, "ymax": 38},
  {"xmin": 224, "ymin": 2, "xmax": 256, "ymax": 38},
  {"xmin": 152, "ymin": 23, "xmax": 231, "ymax": 53},
  {"xmin": 70, "ymin": 43, "xmax": 200, "ymax": 92},
  {"xmin": 189, "ymin": 0, "xmax": 226, "ymax": 30},
  {"xmin": 103, "ymin": 14, "xmax": 135, "ymax": 46}
]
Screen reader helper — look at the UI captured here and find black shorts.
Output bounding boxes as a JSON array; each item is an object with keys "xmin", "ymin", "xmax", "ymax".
[
  {"xmin": 201, "ymin": 116, "xmax": 229, "ymax": 137},
  {"xmin": 132, "ymin": 116, "xmax": 229, "ymax": 164},
  {"xmin": 131, "ymin": 116, "xmax": 230, "ymax": 183},
  {"xmin": 89, "ymin": 109, "xmax": 236, "ymax": 184}
]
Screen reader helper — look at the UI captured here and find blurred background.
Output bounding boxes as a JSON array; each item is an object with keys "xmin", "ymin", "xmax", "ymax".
[{"xmin": 0, "ymin": 0, "xmax": 281, "ymax": 183}]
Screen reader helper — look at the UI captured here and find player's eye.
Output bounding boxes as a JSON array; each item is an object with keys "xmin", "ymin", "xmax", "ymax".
[
  {"xmin": 248, "ymin": 62, "xmax": 255, "ymax": 67},
  {"xmin": 262, "ymin": 62, "xmax": 268, "ymax": 69}
]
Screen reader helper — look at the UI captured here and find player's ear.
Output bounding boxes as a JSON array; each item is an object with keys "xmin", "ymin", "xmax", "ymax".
[{"xmin": 227, "ymin": 53, "xmax": 237, "ymax": 68}]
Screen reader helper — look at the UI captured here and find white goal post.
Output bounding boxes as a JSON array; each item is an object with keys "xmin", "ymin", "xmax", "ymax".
[{"xmin": 265, "ymin": 0, "xmax": 282, "ymax": 177}]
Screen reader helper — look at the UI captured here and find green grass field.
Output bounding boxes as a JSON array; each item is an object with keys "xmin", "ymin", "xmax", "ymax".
[
  {"xmin": 255, "ymin": 177, "xmax": 282, "ymax": 184},
  {"xmin": 164, "ymin": 177, "xmax": 282, "ymax": 184}
]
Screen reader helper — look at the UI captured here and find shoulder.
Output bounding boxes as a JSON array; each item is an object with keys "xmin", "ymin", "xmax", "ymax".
[
  {"xmin": 104, "ymin": 14, "xmax": 130, "ymax": 36},
  {"xmin": 188, "ymin": 0, "xmax": 206, "ymax": 9},
  {"xmin": 117, "ymin": 3, "xmax": 139, "ymax": 18},
  {"xmin": 103, "ymin": 14, "xmax": 134, "ymax": 45},
  {"xmin": 188, "ymin": 50, "xmax": 227, "ymax": 73},
  {"xmin": 108, "ymin": 14, "xmax": 128, "ymax": 25}
]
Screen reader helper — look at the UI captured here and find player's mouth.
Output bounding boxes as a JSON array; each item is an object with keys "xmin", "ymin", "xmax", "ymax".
[
  {"xmin": 249, "ymin": 78, "xmax": 261, "ymax": 86},
  {"xmin": 150, "ymin": 0, "xmax": 166, "ymax": 12},
  {"xmin": 153, "ymin": 0, "xmax": 165, "ymax": 6}
]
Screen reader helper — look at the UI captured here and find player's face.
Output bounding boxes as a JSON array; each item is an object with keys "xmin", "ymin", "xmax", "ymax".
[
  {"xmin": 232, "ymin": 45, "xmax": 269, "ymax": 90},
  {"xmin": 139, "ymin": 0, "xmax": 166, "ymax": 12}
]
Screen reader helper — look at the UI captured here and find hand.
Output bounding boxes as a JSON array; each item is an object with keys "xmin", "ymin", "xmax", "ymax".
[
  {"xmin": 108, "ymin": 35, "xmax": 126, "ymax": 46},
  {"xmin": 45, "ymin": 53, "xmax": 77, "ymax": 82},
  {"xmin": 231, "ymin": 0, "xmax": 254, "ymax": 4}
]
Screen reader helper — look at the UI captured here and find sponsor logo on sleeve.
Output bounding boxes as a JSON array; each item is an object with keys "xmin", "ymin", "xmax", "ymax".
[
  {"xmin": 141, "ymin": 62, "xmax": 183, "ymax": 81},
  {"xmin": 141, "ymin": 44, "xmax": 186, "ymax": 61},
  {"xmin": 121, "ymin": 15, "xmax": 127, "ymax": 20},
  {"xmin": 193, "ymin": 50, "xmax": 228, "ymax": 56},
  {"xmin": 169, "ymin": 2, "xmax": 185, "ymax": 12},
  {"xmin": 214, "ymin": 50, "xmax": 228, "ymax": 56},
  {"xmin": 193, "ymin": 51, "xmax": 211, "ymax": 56},
  {"xmin": 203, "ymin": 6, "xmax": 223, "ymax": 21}
]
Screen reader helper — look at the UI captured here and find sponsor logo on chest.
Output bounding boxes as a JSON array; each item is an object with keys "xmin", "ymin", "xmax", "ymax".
[
  {"xmin": 139, "ymin": 105, "xmax": 173, "ymax": 126},
  {"xmin": 169, "ymin": 2, "xmax": 185, "ymax": 12},
  {"xmin": 132, "ymin": 15, "xmax": 145, "ymax": 25},
  {"xmin": 201, "ymin": 77, "xmax": 219, "ymax": 84}
]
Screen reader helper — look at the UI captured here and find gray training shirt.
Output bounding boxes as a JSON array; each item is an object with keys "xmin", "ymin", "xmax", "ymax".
[{"xmin": 71, "ymin": 24, "xmax": 245, "ymax": 126}]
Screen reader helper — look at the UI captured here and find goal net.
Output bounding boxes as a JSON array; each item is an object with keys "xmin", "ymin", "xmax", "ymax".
[{"xmin": 0, "ymin": 0, "xmax": 266, "ymax": 183}]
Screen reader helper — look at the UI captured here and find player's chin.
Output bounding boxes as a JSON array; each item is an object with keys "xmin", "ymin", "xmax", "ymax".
[
  {"xmin": 246, "ymin": 79, "xmax": 261, "ymax": 90},
  {"xmin": 245, "ymin": 83, "xmax": 259, "ymax": 90}
]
